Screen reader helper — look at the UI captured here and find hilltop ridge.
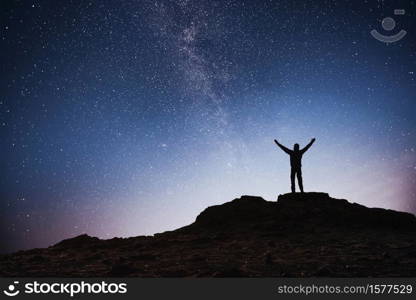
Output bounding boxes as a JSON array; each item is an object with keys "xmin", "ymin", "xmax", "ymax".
[{"xmin": 1, "ymin": 192, "xmax": 415, "ymax": 277}]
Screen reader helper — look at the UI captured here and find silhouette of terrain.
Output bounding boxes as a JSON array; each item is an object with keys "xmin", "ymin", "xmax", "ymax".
[{"xmin": 1, "ymin": 192, "xmax": 416, "ymax": 277}]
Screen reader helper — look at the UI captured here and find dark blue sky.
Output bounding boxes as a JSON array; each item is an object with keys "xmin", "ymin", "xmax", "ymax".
[{"xmin": 1, "ymin": 0, "xmax": 415, "ymax": 253}]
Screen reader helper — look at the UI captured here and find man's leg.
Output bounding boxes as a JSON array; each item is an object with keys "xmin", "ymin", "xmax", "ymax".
[
  {"xmin": 290, "ymin": 168, "xmax": 296, "ymax": 193},
  {"xmin": 297, "ymin": 168, "xmax": 304, "ymax": 193}
]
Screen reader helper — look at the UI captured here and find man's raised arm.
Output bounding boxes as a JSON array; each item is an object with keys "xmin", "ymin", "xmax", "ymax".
[
  {"xmin": 274, "ymin": 139, "xmax": 292, "ymax": 155},
  {"xmin": 301, "ymin": 138, "xmax": 316, "ymax": 154}
]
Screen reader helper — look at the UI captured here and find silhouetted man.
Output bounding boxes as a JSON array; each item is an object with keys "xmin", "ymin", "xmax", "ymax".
[{"xmin": 274, "ymin": 138, "xmax": 316, "ymax": 193}]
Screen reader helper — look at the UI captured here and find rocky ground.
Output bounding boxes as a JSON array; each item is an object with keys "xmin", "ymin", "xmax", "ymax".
[{"xmin": 1, "ymin": 192, "xmax": 415, "ymax": 277}]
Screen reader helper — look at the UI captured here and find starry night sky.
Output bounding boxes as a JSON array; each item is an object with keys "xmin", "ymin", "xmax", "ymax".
[{"xmin": 1, "ymin": 0, "xmax": 415, "ymax": 253}]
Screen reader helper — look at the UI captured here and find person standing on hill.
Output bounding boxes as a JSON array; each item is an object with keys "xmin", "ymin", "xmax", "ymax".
[{"xmin": 274, "ymin": 138, "xmax": 316, "ymax": 193}]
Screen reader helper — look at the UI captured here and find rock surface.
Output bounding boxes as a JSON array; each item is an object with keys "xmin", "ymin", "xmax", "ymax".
[{"xmin": 1, "ymin": 192, "xmax": 416, "ymax": 277}]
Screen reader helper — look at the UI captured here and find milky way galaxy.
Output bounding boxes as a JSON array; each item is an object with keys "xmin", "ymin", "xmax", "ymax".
[{"xmin": 1, "ymin": 0, "xmax": 415, "ymax": 253}]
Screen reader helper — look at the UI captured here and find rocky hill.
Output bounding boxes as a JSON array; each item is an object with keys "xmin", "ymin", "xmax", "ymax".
[{"xmin": 1, "ymin": 192, "xmax": 415, "ymax": 277}]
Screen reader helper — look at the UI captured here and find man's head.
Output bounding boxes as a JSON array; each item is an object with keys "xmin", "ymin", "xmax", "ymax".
[{"xmin": 294, "ymin": 143, "xmax": 299, "ymax": 151}]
